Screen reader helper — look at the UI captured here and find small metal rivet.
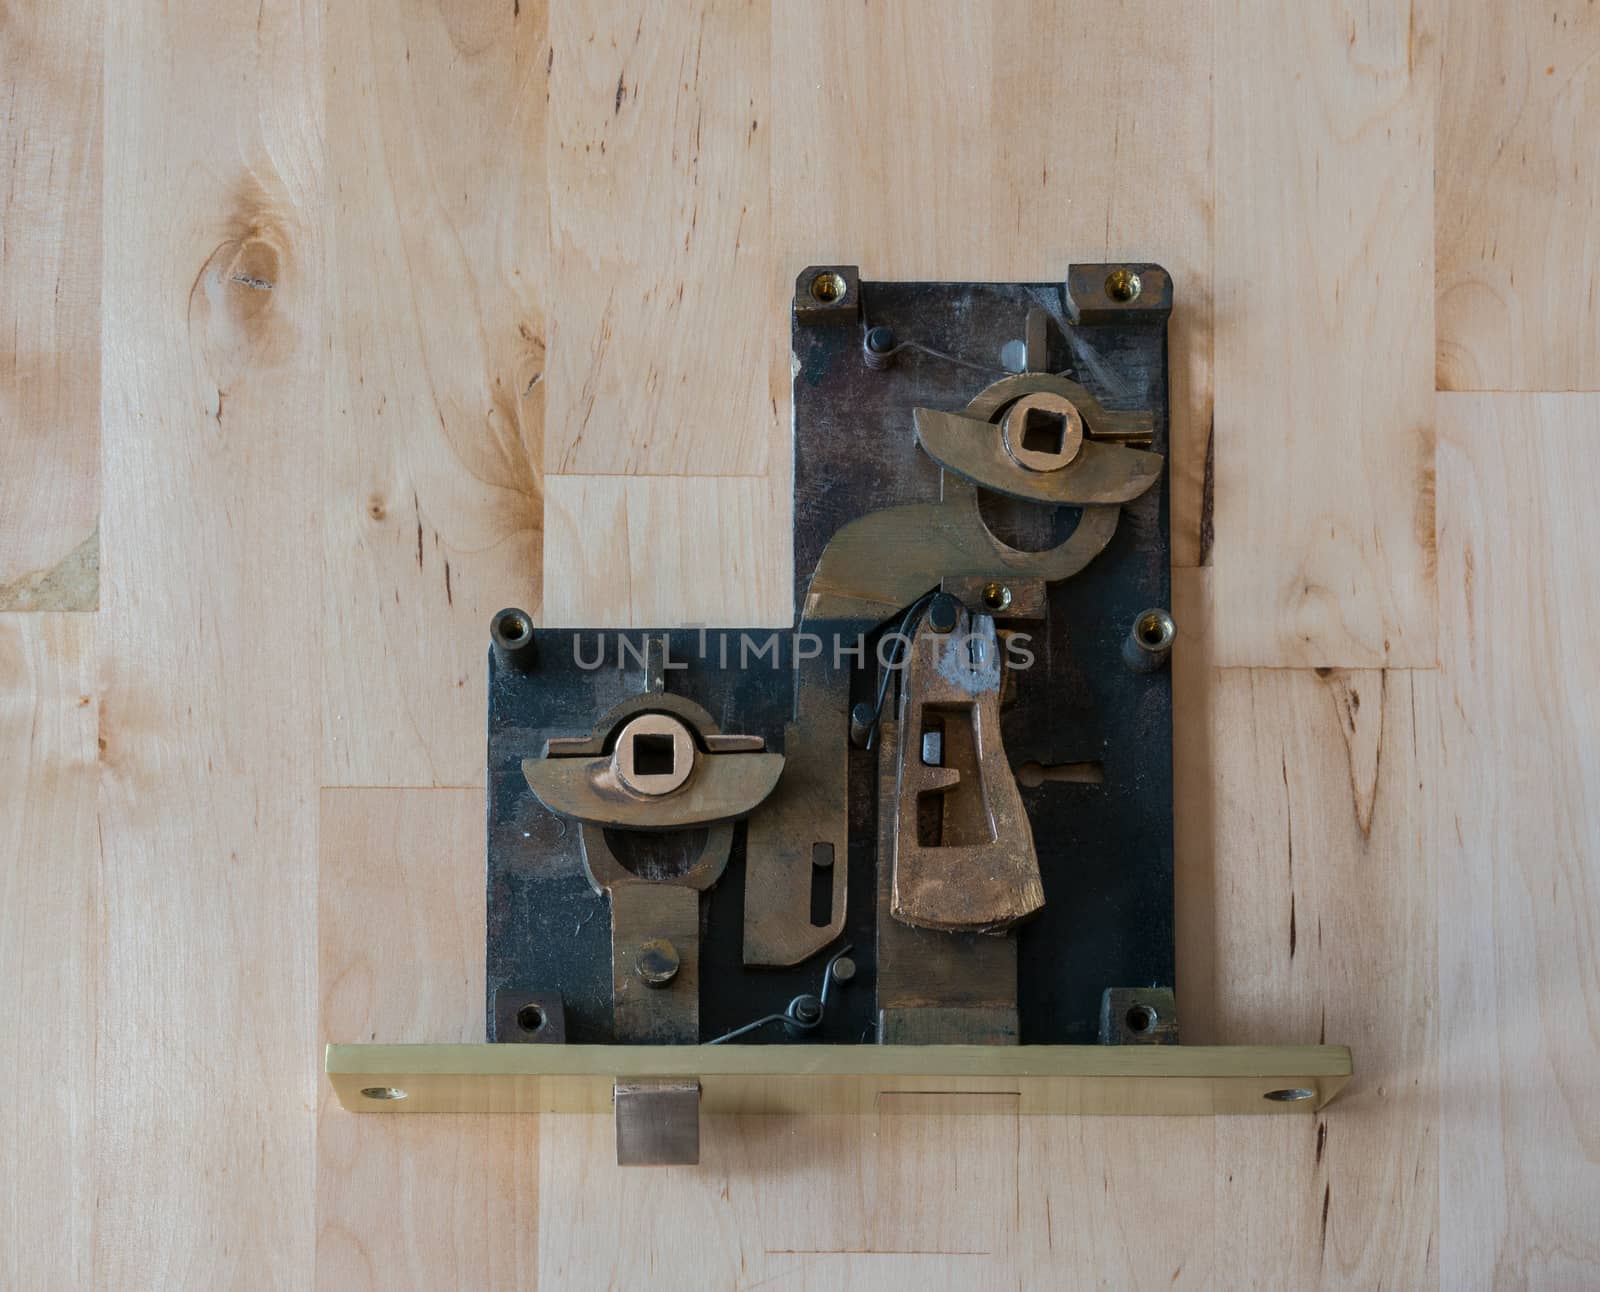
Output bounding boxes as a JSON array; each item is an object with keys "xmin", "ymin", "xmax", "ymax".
[
  {"xmin": 634, "ymin": 938, "xmax": 681, "ymax": 987},
  {"xmin": 926, "ymin": 593, "xmax": 960, "ymax": 634},
  {"xmin": 863, "ymin": 325, "xmax": 897, "ymax": 370},
  {"xmin": 789, "ymin": 994, "xmax": 822, "ymax": 1026},
  {"xmin": 830, "ymin": 956, "xmax": 857, "ymax": 985},
  {"xmin": 849, "ymin": 700, "xmax": 877, "ymax": 749}
]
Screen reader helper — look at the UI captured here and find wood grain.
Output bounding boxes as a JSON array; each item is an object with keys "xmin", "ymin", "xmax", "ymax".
[
  {"xmin": 1435, "ymin": 393, "xmax": 1600, "ymax": 1287},
  {"xmin": 321, "ymin": 0, "xmax": 545, "ymax": 788},
  {"xmin": 94, "ymin": 0, "xmax": 323, "ymax": 1281},
  {"xmin": 0, "ymin": 615, "xmax": 96, "ymax": 1290},
  {"xmin": 1175, "ymin": 566, "xmax": 1438, "ymax": 1285},
  {"xmin": 1436, "ymin": 2, "xmax": 1600, "ymax": 391},
  {"xmin": 318, "ymin": 788, "xmax": 536, "ymax": 1291},
  {"xmin": 544, "ymin": 0, "xmax": 778, "ymax": 476},
  {"xmin": 1206, "ymin": 664, "xmax": 1439, "ymax": 1288},
  {"xmin": 537, "ymin": 1107, "xmax": 1022, "ymax": 1290},
  {"xmin": 542, "ymin": 474, "xmax": 788, "ymax": 627},
  {"xmin": 1212, "ymin": 2, "xmax": 1438, "ymax": 667},
  {"xmin": 5, "ymin": 0, "xmax": 1598, "ymax": 1284},
  {"xmin": 771, "ymin": 0, "xmax": 1215, "ymax": 567},
  {"xmin": 0, "ymin": 0, "xmax": 101, "ymax": 609}
]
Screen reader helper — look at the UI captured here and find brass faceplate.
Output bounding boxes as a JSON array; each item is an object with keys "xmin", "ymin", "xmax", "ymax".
[{"xmin": 327, "ymin": 1043, "xmax": 1351, "ymax": 1116}]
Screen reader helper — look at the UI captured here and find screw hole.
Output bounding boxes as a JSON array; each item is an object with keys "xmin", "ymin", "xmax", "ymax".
[
  {"xmin": 1105, "ymin": 268, "xmax": 1142, "ymax": 303},
  {"xmin": 810, "ymin": 271, "xmax": 847, "ymax": 304},
  {"xmin": 516, "ymin": 1003, "xmax": 546, "ymax": 1033},
  {"xmin": 360, "ymin": 1086, "xmax": 408, "ymax": 1101},
  {"xmin": 1136, "ymin": 611, "xmax": 1174, "ymax": 649},
  {"xmin": 1125, "ymin": 1004, "xmax": 1157, "ymax": 1033},
  {"xmin": 496, "ymin": 610, "xmax": 530, "ymax": 643},
  {"xmin": 1263, "ymin": 1088, "xmax": 1316, "ymax": 1103}
]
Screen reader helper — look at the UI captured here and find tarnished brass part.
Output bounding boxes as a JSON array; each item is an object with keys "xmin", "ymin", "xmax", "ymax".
[
  {"xmin": 579, "ymin": 822, "xmax": 733, "ymax": 895},
  {"xmin": 703, "ymin": 733, "xmax": 765, "ymax": 753},
  {"xmin": 1099, "ymin": 987, "xmax": 1180, "ymax": 1046},
  {"xmin": 741, "ymin": 651, "xmax": 849, "ymax": 966},
  {"xmin": 804, "ymin": 481, "xmax": 1119, "ymax": 622},
  {"xmin": 544, "ymin": 728, "xmax": 762, "ymax": 759},
  {"xmin": 580, "ymin": 825, "xmax": 731, "ymax": 1044},
  {"xmin": 891, "ymin": 609, "xmax": 1044, "ymax": 933},
  {"xmin": 523, "ymin": 748, "xmax": 783, "ymax": 830},
  {"xmin": 328, "ymin": 1043, "xmax": 1355, "ymax": 1116},
  {"xmin": 612, "ymin": 712, "xmax": 696, "ymax": 796},
  {"xmin": 609, "ymin": 884, "xmax": 700, "ymax": 1042},
  {"xmin": 875, "ymin": 717, "xmax": 1019, "ymax": 1045},
  {"xmin": 793, "ymin": 265, "xmax": 860, "ymax": 325},
  {"xmin": 1000, "ymin": 391, "xmax": 1084, "ymax": 471},
  {"xmin": 541, "ymin": 691, "xmax": 728, "ymax": 759},
  {"xmin": 1064, "ymin": 261, "xmax": 1173, "ymax": 325},
  {"xmin": 533, "ymin": 683, "xmax": 762, "ymax": 1042},
  {"xmin": 915, "ymin": 405, "xmax": 1163, "ymax": 506},
  {"xmin": 804, "ymin": 372, "xmax": 1147, "ymax": 621},
  {"xmin": 940, "ymin": 575, "xmax": 1048, "ymax": 620},
  {"xmin": 976, "ymin": 371, "xmax": 1155, "ymax": 438},
  {"xmin": 614, "ymin": 1079, "xmax": 700, "ymax": 1166}
]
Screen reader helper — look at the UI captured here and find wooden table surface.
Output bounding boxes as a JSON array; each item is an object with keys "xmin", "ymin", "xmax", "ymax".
[{"xmin": 3, "ymin": 2, "xmax": 1596, "ymax": 1287}]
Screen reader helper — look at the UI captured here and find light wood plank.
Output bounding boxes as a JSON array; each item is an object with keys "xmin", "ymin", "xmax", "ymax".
[
  {"xmin": 771, "ymin": 0, "xmax": 1215, "ymax": 566},
  {"xmin": 1213, "ymin": 2, "xmax": 1437, "ymax": 666},
  {"xmin": 542, "ymin": 474, "xmax": 788, "ymax": 627},
  {"xmin": 1203, "ymin": 661, "xmax": 1439, "ymax": 1286},
  {"xmin": 1015, "ymin": 1119, "xmax": 1216, "ymax": 1288},
  {"xmin": 317, "ymin": 788, "xmax": 535, "ymax": 1291},
  {"xmin": 0, "ymin": 615, "xmax": 97, "ymax": 1289},
  {"xmin": 537, "ymin": 1109, "xmax": 1020, "ymax": 1290},
  {"xmin": 321, "ymin": 0, "xmax": 545, "ymax": 788},
  {"xmin": 1435, "ymin": 393, "xmax": 1600, "ymax": 1287},
  {"xmin": 0, "ymin": 0, "xmax": 101, "ymax": 609},
  {"xmin": 95, "ymin": 1, "xmax": 324, "ymax": 1281},
  {"xmin": 1436, "ymin": 3, "xmax": 1600, "ymax": 391},
  {"xmin": 544, "ymin": 0, "xmax": 777, "ymax": 476}
]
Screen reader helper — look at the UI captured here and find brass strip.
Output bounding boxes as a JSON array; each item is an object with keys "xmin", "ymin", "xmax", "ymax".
[{"xmin": 327, "ymin": 1043, "xmax": 1352, "ymax": 1117}]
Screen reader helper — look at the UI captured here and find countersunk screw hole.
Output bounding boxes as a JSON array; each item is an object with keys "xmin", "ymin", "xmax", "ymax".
[
  {"xmin": 1125, "ymin": 1004, "xmax": 1157, "ymax": 1033},
  {"xmin": 516, "ymin": 1003, "xmax": 545, "ymax": 1032},
  {"xmin": 1105, "ymin": 268, "xmax": 1142, "ymax": 302},
  {"xmin": 361, "ymin": 1086, "xmax": 408, "ymax": 1101}
]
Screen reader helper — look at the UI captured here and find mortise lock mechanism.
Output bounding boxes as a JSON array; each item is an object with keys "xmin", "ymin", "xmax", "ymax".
[{"xmin": 326, "ymin": 264, "xmax": 1351, "ymax": 1164}]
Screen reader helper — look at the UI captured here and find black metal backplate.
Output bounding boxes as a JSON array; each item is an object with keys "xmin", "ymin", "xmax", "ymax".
[{"xmin": 487, "ymin": 274, "xmax": 1173, "ymax": 1046}]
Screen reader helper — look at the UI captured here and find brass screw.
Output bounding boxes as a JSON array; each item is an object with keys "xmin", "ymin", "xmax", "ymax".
[
  {"xmin": 634, "ymin": 939, "xmax": 681, "ymax": 987},
  {"xmin": 810, "ymin": 271, "xmax": 847, "ymax": 304},
  {"xmin": 1105, "ymin": 268, "xmax": 1142, "ymax": 303},
  {"xmin": 981, "ymin": 582, "xmax": 1012, "ymax": 612}
]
